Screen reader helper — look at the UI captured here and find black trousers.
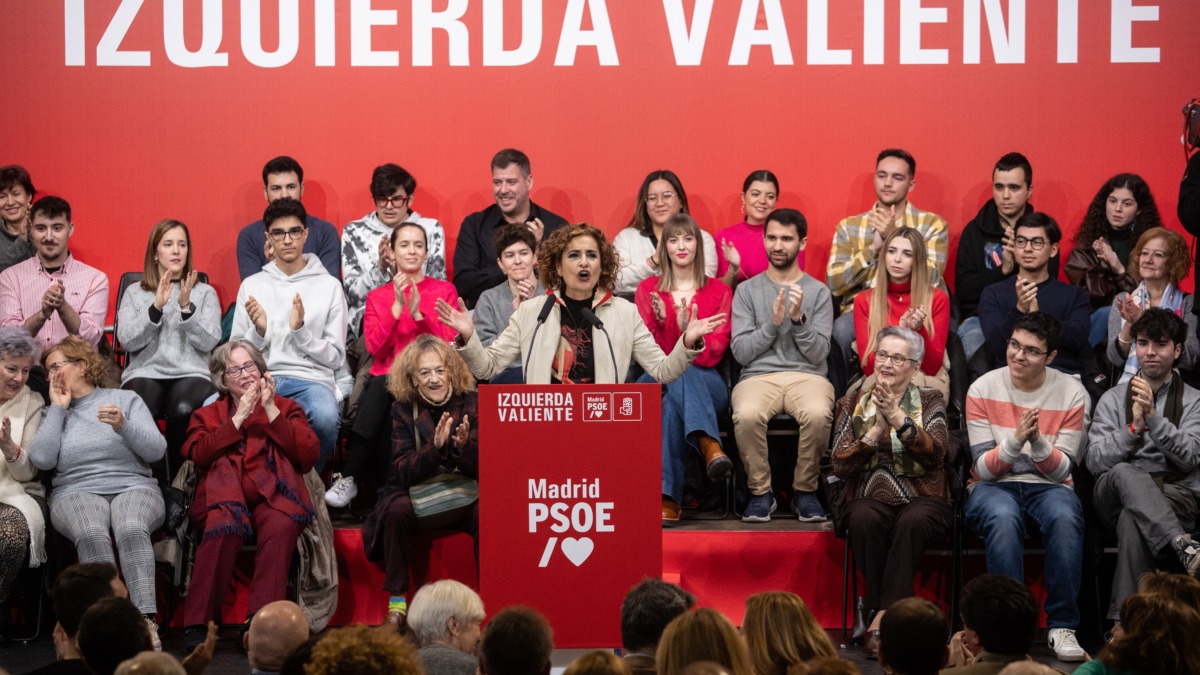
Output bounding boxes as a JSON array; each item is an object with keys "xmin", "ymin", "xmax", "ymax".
[
  {"xmin": 124, "ymin": 377, "xmax": 217, "ymax": 479},
  {"xmin": 844, "ymin": 496, "xmax": 952, "ymax": 611}
]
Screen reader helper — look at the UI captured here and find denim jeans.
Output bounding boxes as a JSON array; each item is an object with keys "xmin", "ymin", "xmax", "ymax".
[
  {"xmin": 1089, "ymin": 306, "xmax": 1111, "ymax": 346},
  {"xmin": 964, "ymin": 481, "xmax": 1084, "ymax": 629},
  {"xmin": 957, "ymin": 316, "xmax": 986, "ymax": 363},
  {"xmin": 639, "ymin": 366, "xmax": 728, "ymax": 503},
  {"xmin": 273, "ymin": 376, "xmax": 341, "ymax": 473}
]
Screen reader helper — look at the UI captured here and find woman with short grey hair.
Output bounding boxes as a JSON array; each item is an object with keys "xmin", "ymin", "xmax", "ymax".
[
  {"xmin": 408, "ymin": 579, "xmax": 486, "ymax": 675},
  {"xmin": 0, "ymin": 327, "xmax": 45, "ymax": 607}
]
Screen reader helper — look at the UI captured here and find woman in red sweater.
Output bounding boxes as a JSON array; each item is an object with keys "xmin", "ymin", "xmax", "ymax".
[
  {"xmin": 327, "ymin": 222, "xmax": 458, "ymax": 508},
  {"xmin": 853, "ymin": 227, "xmax": 949, "ymax": 397},
  {"xmin": 634, "ymin": 214, "xmax": 733, "ymax": 526}
]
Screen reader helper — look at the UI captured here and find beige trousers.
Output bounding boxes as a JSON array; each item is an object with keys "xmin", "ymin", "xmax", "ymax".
[{"xmin": 731, "ymin": 371, "xmax": 835, "ymax": 495}]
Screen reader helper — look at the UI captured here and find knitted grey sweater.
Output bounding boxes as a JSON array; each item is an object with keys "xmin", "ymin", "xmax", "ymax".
[{"xmin": 116, "ymin": 281, "xmax": 221, "ymax": 383}]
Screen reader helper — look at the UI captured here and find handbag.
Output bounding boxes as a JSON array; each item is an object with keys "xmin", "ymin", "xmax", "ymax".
[{"xmin": 408, "ymin": 402, "xmax": 478, "ymax": 531}]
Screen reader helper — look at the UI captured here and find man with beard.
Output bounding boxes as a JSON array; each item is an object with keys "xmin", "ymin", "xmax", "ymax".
[
  {"xmin": 731, "ymin": 208, "xmax": 835, "ymax": 523},
  {"xmin": 1088, "ymin": 308, "xmax": 1200, "ymax": 627}
]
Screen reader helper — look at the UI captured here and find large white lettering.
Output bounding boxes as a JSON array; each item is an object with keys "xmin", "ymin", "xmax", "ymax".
[
  {"xmin": 963, "ymin": 0, "xmax": 1025, "ymax": 65},
  {"xmin": 413, "ymin": 0, "xmax": 470, "ymax": 66},
  {"xmin": 163, "ymin": 0, "xmax": 228, "ymax": 68},
  {"xmin": 863, "ymin": 0, "xmax": 885, "ymax": 65},
  {"xmin": 807, "ymin": 0, "xmax": 850, "ymax": 65},
  {"xmin": 241, "ymin": 0, "xmax": 299, "ymax": 68},
  {"xmin": 96, "ymin": 0, "xmax": 150, "ymax": 66},
  {"xmin": 662, "ymin": 0, "xmax": 714, "ymax": 66},
  {"xmin": 555, "ymin": 0, "xmax": 618, "ymax": 66},
  {"xmin": 1058, "ymin": 0, "xmax": 1078, "ymax": 63},
  {"xmin": 350, "ymin": 0, "xmax": 398, "ymax": 66},
  {"xmin": 315, "ymin": 0, "xmax": 335, "ymax": 65},
  {"xmin": 1111, "ymin": 0, "xmax": 1159, "ymax": 63},
  {"xmin": 729, "ymin": 0, "xmax": 792, "ymax": 66},
  {"xmin": 899, "ymin": 0, "xmax": 947, "ymax": 65},
  {"xmin": 483, "ymin": 0, "xmax": 542, "ymax": 66}
]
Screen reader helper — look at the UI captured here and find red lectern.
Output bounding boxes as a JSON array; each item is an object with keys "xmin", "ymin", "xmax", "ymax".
[{"xmin": 478, "ymin": 383, "xmax": 662, "ymax": 647}]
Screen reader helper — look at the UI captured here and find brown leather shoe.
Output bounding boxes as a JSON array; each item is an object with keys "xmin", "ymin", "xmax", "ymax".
[
  {"xmin": 385, "ymin": 610, "xmax": 409, "ymax": 635},
  {"xmin": 662, "ymin": 498, "xmax": 681, "ymax": 527},
  {"xmin": 699, "ymin": 436, "xmax": 732, "ymax": 481}
]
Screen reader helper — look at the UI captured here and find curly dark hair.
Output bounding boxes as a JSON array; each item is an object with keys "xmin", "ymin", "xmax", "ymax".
[
  {"xmin": 1073, "ymin": 173, "xmax": 1163, "ymax": 246},
  {"xmin": 1129, "ymin": 227, "xmax": 1191, "ymax": 285},
  {"xmin": 538, "ymin": 224, "xmax": 620, "ymax": 295}
]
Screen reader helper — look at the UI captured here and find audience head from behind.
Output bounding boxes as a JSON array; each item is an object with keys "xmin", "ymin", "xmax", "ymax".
[
  {"xmin": 959, "ymin": 574, "xmax": 1039, "ymax": 658},
  {"xmin": 1137, "ymin": 570, "xmax": 1200, "ymax": 606},
  {"xmin": 29, "ymin": 195, "xmax": 74, "ymax": 267},
  {"xmin": 306, "ymin": 624, "xmax": 422, "ymax": 675},
  {"xmin": 992, "ymin": 153, "xmax": 1033, "ymax": 224},
  {"xmin": 479, "ymin": 606, "xmax": 554, "ymax": 675},
  {"xmin": 994, "ymin": 664, "xmax": 1059, "ymax": 675},
  {"xmin": 138, "ymin": 219, "xmax": 196, "ymax": 292},
  {"xmin": 491, "ymin": 149, "xmax": 534, "ymax": 220},
  {"xmin": 874, "ymin": 149, "xmax": 916, "ymax": 209},
  {"xmin": 0, "ymin": 164, "xmax": 36, "ymax": 231},
  {"xmin": 656, "ymin": 608, "xmax": 752, "ymax": 675},
  {"xmin": 114, "ymin": 652, "xmax": 186, "ymax": 675},
  {"xmin": 762, "ymin": 208, "xmax": 808, "ymax": 274},
  {"xmin": 1010, "ymin": 212, "xmax": 1061, "ymax": 280},
  {"xmin": 620, "ymin": 578, "xmax": 695, "ymax": 661},
  {"xmin": 796, "ymin": 657, "xmax": 862, "ymax": 675},
  {"xmin": 876, "ymin": 598, "xmax": 946, "ymax": 675},
  {"xmin": 1005, "ymin": 312, "xmax": 1060, "ymax": 387},
  {"xmin": 1095, "ymin": 591, "xmax": 1200, "ymax": 675},
  {"xmin": 278, "ymin": 634, "xmax": 323, "ymax": 675},
  {"xmin": 76, "ymin": 597, "xmax": 153, "ymax": 675},
  {"xmin": 262, "ymin": 156, "xmax": 305, "ymax": 204},
  {"xmin": 51, "ymin": 562, "xmax": 127, "ymax": 661},
  {"xmin": 408, "ymin": 579, "xmax": 486, "ymax": 654},
  {"xmin": 244, "ymin": 600, "xmax": 311, "ymax": 674},
  {"xmin": 371, "ymin": 163, "xmax": 418, "ymax": 228},
  {"xmin": 563, "ymin": 651, "xmax": 632, "ymax": 675},
  {"xmin": 742, "ymin": 591, "xmax": 837, "ymax": 675}
]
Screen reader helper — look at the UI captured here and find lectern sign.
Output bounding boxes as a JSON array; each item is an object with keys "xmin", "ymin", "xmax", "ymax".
[{"xmin": 479, "ymin": 384, "xmax": 661, "ymax": 647}]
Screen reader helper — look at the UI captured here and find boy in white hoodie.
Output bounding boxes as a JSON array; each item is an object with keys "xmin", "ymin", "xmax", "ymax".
[{"xmin": 233, "ymin": 198, "xmax": 348, "ymax": 471}]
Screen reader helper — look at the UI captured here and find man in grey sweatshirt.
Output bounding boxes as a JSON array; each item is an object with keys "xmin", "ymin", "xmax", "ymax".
[{"xmin": 730, "ymin": 208, "xmax": 835, "ymax": 523}]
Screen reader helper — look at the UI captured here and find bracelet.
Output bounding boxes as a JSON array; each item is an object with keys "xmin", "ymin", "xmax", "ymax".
[
  {"xmin": 4, "ymin": 445, "xmax": 19, "ymax": 463},
  {"xmin": 1128, "ymin": 422, "xmax": 1145, "ymax": 435},
  {"xmin": 1117, "ymin": 335, "xmax": 1132, "ymax": 345}
]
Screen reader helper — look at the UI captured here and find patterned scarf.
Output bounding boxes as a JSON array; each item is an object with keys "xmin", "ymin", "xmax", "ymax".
[
  {"xmin": 1119, "ymin": 283, "xmax": 1185, "ymax": 384},
  {"xmin": 851, "ymin": 381, "xmax": 926, "ymax": 477}
]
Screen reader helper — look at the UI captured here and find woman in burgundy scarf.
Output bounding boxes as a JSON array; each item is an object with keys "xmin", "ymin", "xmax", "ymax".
[{"xmin": 181, "ymin": 340, "xmax": 318, "ymax": 646}]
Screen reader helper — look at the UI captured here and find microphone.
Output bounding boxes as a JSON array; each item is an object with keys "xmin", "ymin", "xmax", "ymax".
[
  {"xmin": 580, "ymin": 307, "xmax": 620, "ymax": 383},
  {"xmin": 523, "ymin": 294, "xmax": 560, "ymax": 384}
]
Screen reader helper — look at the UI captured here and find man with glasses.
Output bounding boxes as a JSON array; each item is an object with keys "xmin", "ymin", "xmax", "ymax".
[
  {"xmin": 237, "ymin": 156, "xmax": 341, "ymax": 281},
  {"xmin": 1088, "ymin": 309, "xmax": 1200, "ymax": 629},
  {"xmin": 453, "ymin": 148, "xmax": 567, "ymax": 309},
  {"xmin": 342, "ymin": 163, "xmax": 446, "ymax": 338},
  {"xmin": 977, "ymin": 212, "xmax": 1091, "ymax": 375},
  {"xmin": 0, "ymin": 196, "xmax": 108, "ymax": 362},
  {"xmin": 827, "ymin": 149, "xmax": 949, "ymax": 368},
  {"xmin": 963, "ymin": 311, "xmax": 1089, "ymax": 662},
  {"xmin": 232, "ymin": 198, "xmax": 347, "ymax": 472}
]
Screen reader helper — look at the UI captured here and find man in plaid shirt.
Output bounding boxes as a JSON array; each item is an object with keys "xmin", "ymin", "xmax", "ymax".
[{"xmin": 826, "ymin": 149, "xmax": 949, "ymax": 371}]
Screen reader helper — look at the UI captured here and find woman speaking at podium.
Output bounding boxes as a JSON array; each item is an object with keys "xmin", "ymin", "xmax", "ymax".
[{"xmin": 436, "ymin": 224, "xmax": 726, "ymax": 385}]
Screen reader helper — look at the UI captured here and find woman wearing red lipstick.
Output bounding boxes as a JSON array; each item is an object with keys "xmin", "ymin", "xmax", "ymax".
[
  {"xmin": 853, "ymin": 227, "xmax": 949, "ymax": 397},
  {"xmin": 634, "ymin": 214, "xmax": 733, "ymax": 526},
  {"xmin": 117, "ymin": 219, "xmax": 221, "ymax": 473},
  {"xmin": 715, "ymin": 170, "xmax": 804, "ymax": 290}
]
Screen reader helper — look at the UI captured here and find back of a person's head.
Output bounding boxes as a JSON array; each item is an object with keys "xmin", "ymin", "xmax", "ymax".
[
  {"xmin": 742, "ymin": 592, "xmax": 837, "ymax": 675},
  {"xmin": 799, "ymin": 657, "xmax": 861, "ymax": 675},
  {"xmin": 76, "ymin": 597, "xmax": 152, "ymax": 675},
  {"xmin": 960, "ymin": 574, "xmax": 1038, "ymax": 656},
  {"xmin": 877, "ymin": 598, "xmax": 946, "ymax": 675},
  {"xmin": 408, "ymin": 578, "xmax": 486, "ymax": 648},
  {"xmin": 480, "ymin": 606, "xmax": 555, "ymax": 675},
  {"xmin": 995, "ymin": 663, "xmax": 1059, "ymax": 675},
  {"xmin": 279, "ymin": 634, "xmax": 323, "ymax": 675},
  {"xmin": 620, "ymin": 578, "xmax": 696, "ymax": 653},
  {"xmin": 114, "ymin": 652, "xmax": 187, "ymax": 675},
  {"xmin": 306, "ymin": 624, "xmax": 421, "ymax": 675},
  {"xmin": 247, "ymin": 600, "xmax": 311, "ymax": 672},
  {"xmin": 1099, "ymin": 592, "xmax": 1200, "ymax": 675},
  {"xmin": 656, "ymin": 608, "xmax": 752, "ymax": 675},
  {"xmin": 53, "ymin": 562, "xmax": 120, "ymax": 638},
  {"xmin": 679, "ymin": 661, "xmax": 733, "ymax": 675},
  {"xmin": 1138, "ymin": 570, "xmax": 1200, "ymax": 607},
  {"xmin": 563, "ymin": 650, "xmax": 631, "ymax": 675}
]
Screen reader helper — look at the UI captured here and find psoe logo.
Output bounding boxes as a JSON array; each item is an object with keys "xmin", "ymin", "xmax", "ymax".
[
  {"xmin": 582, "ymin": 393, "xmax": 611, "ymax": 421},
  {"xmin": 528, "ymin": 477, "xmax": 613, "ymax": 567},
  {"xmin": 582, "ymin": 392, "xmax": 641, "ymax": 421}
]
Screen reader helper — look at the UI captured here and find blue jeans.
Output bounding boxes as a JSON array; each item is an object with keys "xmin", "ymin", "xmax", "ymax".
[
  {"xmin": 964, "ymin": 481, "xmax": 1084, "ymax": 629},
  {"xmin": 957, "ymin": 316, "xmax": 986, "ymax": 363},
  {"xmin": 639, "ymin": 366, "xmax": 728, "ymax": 503},
  {"xmin": 273, "ymin": 376, "xmax": 341, "ymax": 474},
  {"xmin": 1089, "ymin": 306, "xmax": 1111, "ymax": 346}
]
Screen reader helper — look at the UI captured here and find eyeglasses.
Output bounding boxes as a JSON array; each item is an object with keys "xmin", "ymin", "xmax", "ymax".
[
  {"xmin": 374, "ymin": 195, "xmax": 411, "ymax": 209},
  {"xmin": 268, "ymin": 226, "xmax": 306, "ymax": 241},
  {"xmin": 1014, "ymin": 236, "xmax": 1048, "ymax": 250},
  {"xmin": 646, "ymin": 191, "xmax": 676, "ymax": 204},
  {"xmin": 1007, "ymin": 339, "xmax": 1048, "ymax": 358},
  {"xmin": 224, "ymin": 362, "xmax": 260, "ymax": 379},
  {"xmin": 874, "ymin": 350, "xmax": 918, "ymax": 367},
  {"xmin": 45, "ymin": 358, "xmax": 80, "ymax": 373}
]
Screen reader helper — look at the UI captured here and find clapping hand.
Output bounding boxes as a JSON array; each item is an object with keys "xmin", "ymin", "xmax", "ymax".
[
  {"xmin": 786, "ymin": 284, "xmax": 805, "ymax": 322},
  {"xmin": 377, "ymin": 235, "xmax": 396, "ymax": 275},
  {"xmin": 245, "ymin": 295, "xmax": 268, "ymax": 337},
  {"xmin": 262, "ymin": 239, "xmax": 275, "ymax": 264},
  {"xmin": 436, "ymin": 297, "xmax": 475, "ymax": 341},
  {"xmin": 1093, "ymin": 237, "xmax": 1124, "ymax": 274},
  {"xmin": 1000, "ymin": 226, "xmax": 1016, "ymax": 275},
  {"xmin": 0, "ymin": 417, "xmax": 18, "ymax": 461},
  {"xmin": 771, "ymin": 288, "xmax": 788, "ymax": 327},
  {"xmin": 451, "ymin": 414, "xmax": 470, "ymax": 450},
  {"xmin": 650, "ymin": 292, "xmax": 667, "ymax": 325},
  {"xmin": 683, "ymin": 305, "xmax": 727, "ymax": 350},
  {"xmin": 1014, "ymin": 408, "xmax": 1041, "ymax": 444},
  {"xmin": 231, "ymin": 380, "xmax": 260, "ymax": 429},
  {"xmin": 1116, "ymin": 294, "xmax": 1144, "ymax": 325},
  {"xmin": 41, "ymin": 280, "xmax": 65, "ymax": 318},
  {"xmin": 433, "ymin": 412, "xmax": 471, "ymax": 449},
  {"xmin": 513, "ymin": 277, "xmax": 538, "ymax": 309},
  {"xmin": 900, "ymin": 305, "xmax": 926, "ymax": 331},
  {"xmin": 290, "ymin": 293, "xmax": 305, "ymax": 331},
  {"xmin": 1015, "ymin": 277, "xmax": 1039, "ymax": 314},
  {"xmin": 1131, "ymin": 376, "xmax": 1156, "ymax": 429},
  {"xmin": 178, "ymin": 270, "xmax": 198, "ymax": 309},
  {"xmin": 153, "ymin": 268, "xmax": 173, "ymax": 311},
  {"xmin": 258, "ymin": 373, "xmax": 280, "ymax": 421},
  {"xmin": 722, "ymin": 240, "xmax": 741, "ymax": 274}
]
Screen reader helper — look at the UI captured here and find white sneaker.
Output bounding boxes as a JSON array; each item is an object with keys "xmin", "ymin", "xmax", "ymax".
[
  {"xmin": 325, "ymin": 474, "xmax": 357, "ymax": 508},
  {"xmin": 1048, "ymin": 628, "xmax": 1086, "ymax": 662},
  {"xmin": 144, "ymin": 615, "xmax": 162, "ymax": 652}
]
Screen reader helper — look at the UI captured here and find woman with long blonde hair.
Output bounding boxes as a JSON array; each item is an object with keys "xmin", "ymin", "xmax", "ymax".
[
  {"xmin": 742, "ymin": 591, "xmax": 837, "ymax": 675},
  {"xmin": 853, "ymin": 227, "xmax": 949, "ymax": 397}
]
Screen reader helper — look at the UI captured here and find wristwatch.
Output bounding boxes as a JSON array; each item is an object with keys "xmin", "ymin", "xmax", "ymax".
[{"xmin": 898, "ymin": 416, "xmax": 917, "ymax": 440}]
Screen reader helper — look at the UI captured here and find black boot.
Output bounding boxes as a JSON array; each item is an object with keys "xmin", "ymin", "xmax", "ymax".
[{"xmin": 850, "ymin": 597, "xmax": 869, "ymax": 644}]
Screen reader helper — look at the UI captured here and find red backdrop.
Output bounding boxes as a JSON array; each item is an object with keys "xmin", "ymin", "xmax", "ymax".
[{"xmin": 1, "ymin": 1, "xmax": 1196, "ymax": 316}]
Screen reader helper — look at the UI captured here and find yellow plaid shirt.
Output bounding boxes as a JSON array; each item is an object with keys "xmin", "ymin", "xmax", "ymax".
[{"xmin": 826, "ymin": 202, "xmax": 949, "ymax": 314}]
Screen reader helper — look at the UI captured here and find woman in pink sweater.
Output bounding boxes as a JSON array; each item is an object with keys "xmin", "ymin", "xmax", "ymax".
[{"xmin": 853, "ymin": 227, "xmax": 949, "ymax": 397}]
